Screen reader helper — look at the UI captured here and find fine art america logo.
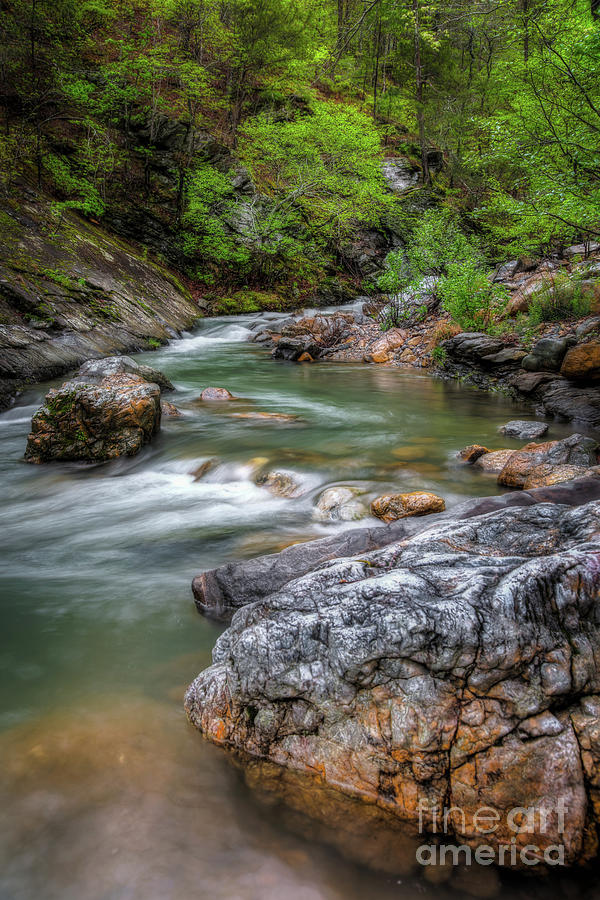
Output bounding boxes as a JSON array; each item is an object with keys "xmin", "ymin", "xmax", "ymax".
[{"xmin": 416, "ymin": 800, "xmax": 568, "ymax": 867}]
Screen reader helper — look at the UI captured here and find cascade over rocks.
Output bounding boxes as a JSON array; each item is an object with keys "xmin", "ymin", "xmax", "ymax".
[{"xmin": 186, "ymin": 484, "xmax": 600, "ymax": 868}]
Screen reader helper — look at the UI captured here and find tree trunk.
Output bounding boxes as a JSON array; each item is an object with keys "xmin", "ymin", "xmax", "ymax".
[{"xmin": 413, "ymin": 0, "xmax": 429, "ymax": 184}]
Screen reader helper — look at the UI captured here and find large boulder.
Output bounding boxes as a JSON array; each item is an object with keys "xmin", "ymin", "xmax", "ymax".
[
  {"xmin": 186, "ymin": 497, "xmax": 600, "ymax": 868},
  {"xmin": 560, "ymin": 340, "xmax": 600, "ymax": 382},
  {"xmin": 497, "ymin": 433, "xmax": 598, "ymax": 488},
  {"xmin": 521, "ymin": 337, "xmax": 574, "ymax": 373},
  {"xmin": 24, "ymin": 374, "xmax": 161, "ymax": 463}
]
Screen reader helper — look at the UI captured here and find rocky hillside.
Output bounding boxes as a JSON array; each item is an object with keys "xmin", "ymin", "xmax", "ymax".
[{"xmin": 0, "ymin": 189, "xmax": 202, "ymax": 409}]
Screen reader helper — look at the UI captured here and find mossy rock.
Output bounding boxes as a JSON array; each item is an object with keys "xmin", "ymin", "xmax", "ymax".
[{"xmin": 213, "ymin": 291, "xmax": 293, "ymax": 315}]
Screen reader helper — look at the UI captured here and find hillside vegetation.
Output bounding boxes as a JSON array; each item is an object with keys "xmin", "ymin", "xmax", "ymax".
[{"xmin": 1, "ymin": 0, "xmax": 599, "ymax": 311}]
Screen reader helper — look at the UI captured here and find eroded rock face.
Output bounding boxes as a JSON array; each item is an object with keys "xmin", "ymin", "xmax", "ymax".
[
  {"xmin": 186, "ymin": 499, "xmax": 600, "ymax": 868},
  {"xmin": 24, "ymin": 373, "xmax": 161, "ymax": 463}
]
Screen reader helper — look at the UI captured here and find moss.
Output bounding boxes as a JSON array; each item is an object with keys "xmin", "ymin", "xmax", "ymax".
[
  {"xmin": 213, "ymin": 290, "xmax": 292, "ymax": 315},
  {"xmin": 45, "ymin": 390, "xmax": 78, "ymax": 418}
]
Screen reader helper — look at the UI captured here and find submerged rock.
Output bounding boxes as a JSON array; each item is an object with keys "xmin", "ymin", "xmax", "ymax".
[
  {"xmin": 500, "ymin": 420, "xmax": 548, "ymax": 440},
  {"xmin": 370, "ymin": 491, "xmax": 445, "ymax": 522},
  {"xmin": 255, "ymin": 470, "xmax": 303, "ymax": 498},
  {"xmin": 161, "ymin": 400, "xmax": 182, "ymax": 417},
  {"xmin": 186, "ymin": 496, "xmax": 600, "ymax": 868},
  {"xmin": 24, "ymin": 374, "xmax": 161, "ymax": 463}
]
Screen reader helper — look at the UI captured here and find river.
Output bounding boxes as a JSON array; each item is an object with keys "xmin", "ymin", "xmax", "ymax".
[{"xmin": 0, "ymin": 313, "xmax": 595, "ymax": 900}]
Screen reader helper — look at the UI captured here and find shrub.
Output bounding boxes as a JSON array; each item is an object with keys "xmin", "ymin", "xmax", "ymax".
[
  {"xmin": 377, "ymin": 209, "xmax": 481, "ymax": 296},
  {"xmin": 527, "ymin": 272, "xmax": 591, "ymax": 325},
  {"xmin": 379, "ymin": 295, "xmax": 427, "ymax": 331},
  {"xmin": 430, "ymin": 321, "xmax": 462, "ymax": 346},
  {"xmin": 439, "ymin": 260, "xmax": 509, "ymax": 331}
]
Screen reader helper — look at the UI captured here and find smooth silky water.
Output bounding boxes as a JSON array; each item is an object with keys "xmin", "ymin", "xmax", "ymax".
[{"xmin": 1, "ymin": 313, "xmax": 597, "ymax": 900}]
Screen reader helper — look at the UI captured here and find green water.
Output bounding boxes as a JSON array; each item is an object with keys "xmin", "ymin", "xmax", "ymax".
[{"xmin": 1, "ymin": 314, "xmax": 596, "ymax": 900}]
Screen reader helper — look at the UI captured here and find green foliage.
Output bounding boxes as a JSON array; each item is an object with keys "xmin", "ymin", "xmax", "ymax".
[
  {"xmin": 239, "ymin": 101, "xmax": 390, "ymax": 241},
  {"xmin": 213, "ymin": 291, "xmax": 288, "ymax": 314},
  {"xmin": 439, "ymin": 260, "xmax": 509, "ymax": 332},
  {"xmin": 431, "ymin": 346, "xmax": 447, "ymax": 365},
  {"xmin": 182, "ymin": 164, "xmax": 251, "ymax": 271},
  {"xmin": 527, "ymin": 273, "xmax": 592, "ymax": 326},
  {"xmin": 378, "ymin": 209, "xmax": 480, "ymax": 296}
]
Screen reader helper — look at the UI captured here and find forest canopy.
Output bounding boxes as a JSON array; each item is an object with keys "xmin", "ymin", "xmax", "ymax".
[{"xmin": 1, "ymin": 0, "xmax": 599, "ymax": 300}]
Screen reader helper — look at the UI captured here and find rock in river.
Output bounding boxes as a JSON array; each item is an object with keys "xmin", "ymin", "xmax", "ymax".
[
  {"xmin": 500, "ymin": 420, "xmax": 548, "ymax": 440},
  {"xmin": 314, "ymin": 486, "xmax": 367, "ymax": 521},
  {"xmin": 186, "ymin": 494, "xmax": 600, "ymax": 868},
  {"xmin": 497, "ymin": 433, "xmax": 598, "ymax": 488},
  {"xmin": 199, "ymin": 386, "xmax": 235, "ymax": 401},
  {"xmin": 371, "ymin": 491, "xmax": 446, "ymax": 522},
  {"xmin": 24, "ymin": 373, "xmax": 161, "ymax": 463},
  {"xmin": 76, "ymin": 355, "xmax": 174, "ymax": 392}
]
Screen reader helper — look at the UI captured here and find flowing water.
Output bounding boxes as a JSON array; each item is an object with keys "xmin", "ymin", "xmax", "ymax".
[{"xmin": 1, "ymin": 313, "xmax": 598, "ymax": 900}]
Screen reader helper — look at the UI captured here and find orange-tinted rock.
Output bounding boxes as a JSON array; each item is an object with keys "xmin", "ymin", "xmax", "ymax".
[
  {"xmin": 367, "ymin": 328, "xmax": 408, "ymax": 363},
  {"xmin": 522, "ymin": 464, "xmax": 588, "ymax": 489},
  {"xmin": 560, "ymin": 341, "xmax": 600, "ymax": 382},
  {"xmin": 297, "ymin": 352, "xmax": 314, "ymax": 362},
  {"xmin": 24, "ymin": 374, "xmax": 161, "ymax": 463},
  {"xmin": 498, "ymin": 434, "xmax": 598, "ymax": 488},
  {"xmin": 200, "ymin": 387, "xmax": 234, "ymax": 401},
  {"xmin": 255, "ymin": 470, "xmax": 303, "ymax": 498},
  {"xmin": 473, "ymin": 449, "xmax": 514, "ymax": 474},
  {"xmin": 161, "ymin": 400, "xmax": 182, "ymax": 417},
  {"xmin": 371, "ymin": 491, "xmax": 445, "ymax": 522},
  {"xmin": 191, "ymin": 458, "xmax": 219, "ymax": 481},
  {"xmin": 371, "ymin": 349, "xmax": 392, "ymax": 364},
  {"xmin": 459, "ymin": 444, "xmax": 489, "ymax": 464},
  {"xmin": 228, "ymin": 411, "xmax": 300, "ymax": 424}
]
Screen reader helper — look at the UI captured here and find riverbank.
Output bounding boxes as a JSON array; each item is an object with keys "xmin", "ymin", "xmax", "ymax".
[{"xmin": 248, "ymin": 248, "xmax": 600, "ymax": 429}]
